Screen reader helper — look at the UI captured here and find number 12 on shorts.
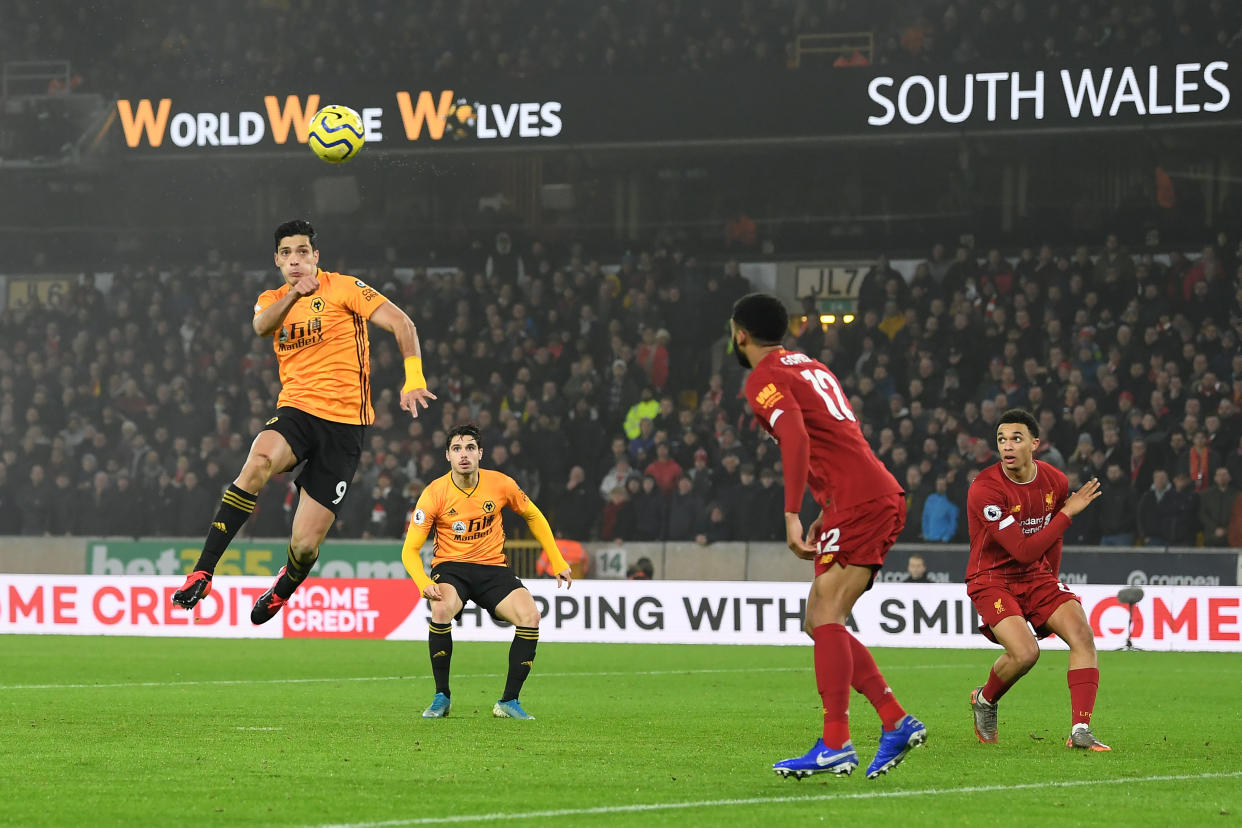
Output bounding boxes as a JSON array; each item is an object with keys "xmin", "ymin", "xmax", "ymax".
[{"xmin": 817, "ymin": 526, "xmax": 841, "ymax": 556}]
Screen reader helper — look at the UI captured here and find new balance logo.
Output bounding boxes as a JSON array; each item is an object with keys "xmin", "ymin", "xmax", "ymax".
[{"xmin": 211, "ymin": 522, "xmax": 226, "ymax": 532}]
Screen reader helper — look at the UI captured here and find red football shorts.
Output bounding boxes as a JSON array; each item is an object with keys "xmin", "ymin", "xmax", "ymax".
[
  {"xmin": 812, "ymin": 493, "xmax": 906, "ymax": 581},
  {"xmin": 967, "ymin": 572, "xmax": 1081, "ymax": 641}
]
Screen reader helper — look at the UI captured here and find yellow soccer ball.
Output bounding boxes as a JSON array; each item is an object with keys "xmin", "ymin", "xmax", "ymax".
[{"xmin": 307, "ymin": 105, "xmax": 365, "ymax": 164}]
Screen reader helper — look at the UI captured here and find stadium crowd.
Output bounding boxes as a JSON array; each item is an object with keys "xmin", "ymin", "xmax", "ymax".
[
  {"xmin": 2, "ymin": 227, "xmax": 1242, "ymax": 550},
  {"xmin": 7, "ymin": 0, "xmax": 1241, "ymax": 95}
]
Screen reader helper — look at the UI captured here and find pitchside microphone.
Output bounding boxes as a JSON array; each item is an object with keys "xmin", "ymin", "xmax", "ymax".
[{"xmin": 1117, "ymin": 586, "xmax": 1145, "ymax": 651}]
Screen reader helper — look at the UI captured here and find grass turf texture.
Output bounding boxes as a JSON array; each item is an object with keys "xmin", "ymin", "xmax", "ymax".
[{"xmin": 1, "ymin": 637, "xmax": 1239, "ymax": 826}]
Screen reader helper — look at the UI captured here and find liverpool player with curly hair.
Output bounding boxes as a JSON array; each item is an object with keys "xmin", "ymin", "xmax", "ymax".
[{"xmin": 732, "ymin": 293, "xmax": 926, "ymax": 780}]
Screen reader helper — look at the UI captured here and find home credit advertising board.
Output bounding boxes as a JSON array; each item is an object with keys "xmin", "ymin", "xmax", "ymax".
[{"xmin": 0, "ymin": 576, "xmax": 1238, "ymax": 652}]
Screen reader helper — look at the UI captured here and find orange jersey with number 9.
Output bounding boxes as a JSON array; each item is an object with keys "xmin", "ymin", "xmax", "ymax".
[{"xmin": 254, "ymin": 269, "xmax": 388, "ymax": 425}]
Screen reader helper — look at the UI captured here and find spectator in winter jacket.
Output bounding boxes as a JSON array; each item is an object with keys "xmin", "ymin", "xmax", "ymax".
[
  {"xmin": 920, "ymin": 475, "xmax": 960, "ymax": 542},
  {"xmin": 1165, "ymin": 472, "xmax": 1200, "ymax": 545},
  {"xmin": 1198, "ymin": 467, "xmax": 1239, "ymax": 547},
  {"xmin": 1137, "ymin": 469, "xmax": 1175, "ymax": 546},
  {"xmin": 1063, "ymin": 471, "xmax": 1101, "ymax": 545},
  {"xmin": 666, "ymin": 475, "xmax": 707, "ymax": 540},
  {"xmin": 1097, "ymin": 463, "xmax": 1136, "ymax": 546}
]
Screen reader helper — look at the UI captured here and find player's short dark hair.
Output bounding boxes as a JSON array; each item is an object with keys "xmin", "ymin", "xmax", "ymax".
[
  {"xmin": 997, "ymin": 408, "xmax": 1040, "ymax": 439},
  {"xmin": 446, "ymin": 423, "xmax": 481, "ymax": 451},
  {"xmin": 274, "ymin": 219, "xmax": 317, "ymax": 250},
  {"xmin": 731, "ymin": 293, "xmax": 788, "ymax": 345}
]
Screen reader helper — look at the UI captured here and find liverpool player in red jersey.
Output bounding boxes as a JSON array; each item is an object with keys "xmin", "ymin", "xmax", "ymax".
[
  {"xmin": 731, "ymin": 293, "xmax": 926, "ymax": 780},
  {"xmin": 966, "ymin": 408, "xmax": 1110, "ymax": 751}
]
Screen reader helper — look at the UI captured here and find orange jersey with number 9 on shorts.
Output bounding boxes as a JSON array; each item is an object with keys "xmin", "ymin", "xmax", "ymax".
[{"xmin": 254, "ymin": 269, "xmax": 389, "ymax": 425}]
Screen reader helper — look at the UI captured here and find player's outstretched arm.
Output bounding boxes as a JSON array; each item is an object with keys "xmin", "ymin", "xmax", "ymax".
[
  {"xmin": 370, "ymin": 301, "xmax": 437, "ymax": 418},
  {"xmin": 521, "ymin": 501, "xmax": 573, "ymax": 588}
]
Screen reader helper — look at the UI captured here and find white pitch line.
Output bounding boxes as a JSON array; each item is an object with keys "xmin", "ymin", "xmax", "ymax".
[
  {"xmin": 315, "ymin": 771, "xmax": 1242, "ymax": 828},
  {"xmin": 0, "ymin": 662, "xmax": 969, "ymax": 692}
]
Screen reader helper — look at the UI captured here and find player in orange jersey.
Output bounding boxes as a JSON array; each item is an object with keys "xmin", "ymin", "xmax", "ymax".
[
  {"xmin": 401, "ymin": 423, "xmax": 572, "ymax": 720},
  {"xmin": 172, "ymin": 219, "xmax": 436, "ymax": 622}
]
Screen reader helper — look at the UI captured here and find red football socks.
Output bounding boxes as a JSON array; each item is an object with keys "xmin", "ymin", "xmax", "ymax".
[
  {"xmin": 812, "ymin": 623, "xmax": 852, "ymax": 749},
  {"xmin": 1067, "ymin": 667, "xmax": 1099, "ymax": 727},
  {"xmin": 981, "ymin": 667, "xmax": 1014, "ymax": 704},
  {"xmin": 847, "ymin": 631, "xmax": 906, "ymax": 730}
]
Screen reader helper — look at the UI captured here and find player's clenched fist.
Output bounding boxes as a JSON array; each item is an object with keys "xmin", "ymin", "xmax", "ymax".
[{"xmin": 291, "ymin": 274, "xmax": 320, "ymax": 296}]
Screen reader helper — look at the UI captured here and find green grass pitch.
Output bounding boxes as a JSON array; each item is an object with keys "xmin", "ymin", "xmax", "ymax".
[{"xmin": 1, "ymin": 636, "xmax": 1239, "ymax": 826}]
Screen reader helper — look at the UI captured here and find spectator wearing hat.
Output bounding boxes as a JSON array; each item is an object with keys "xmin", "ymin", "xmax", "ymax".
[{"xmin": 687, "ymin": 446, "xmax": 715, "ymax": 497}]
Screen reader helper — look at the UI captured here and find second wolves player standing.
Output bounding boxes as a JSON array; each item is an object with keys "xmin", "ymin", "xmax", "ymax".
[
  {"xmin": 731, "ymin": 293, "xmax": 926, "ymax": 780},
  {"xmin": 966, "ymin": 408, "xmax": 1110, "ymax": 751}
]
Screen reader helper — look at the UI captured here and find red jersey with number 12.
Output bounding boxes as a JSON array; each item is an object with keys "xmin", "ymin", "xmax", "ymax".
[{"xmin": 745, "ymin": 348, "xmax": 901, "ymax": 514}]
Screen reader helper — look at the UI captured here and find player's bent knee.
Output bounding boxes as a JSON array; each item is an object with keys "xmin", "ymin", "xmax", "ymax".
[
  {"xmin": 243, "ymin": 452, "xmax": 274, "ymax": 479},
  {"xmin": 1065, "ymin": 627, "xmax": 1098, "ymax": 656},
  {"xmin": 431, "ymin": 603, "xmax": 459, "ymax": 624},
  {"xmin": 1014, "ymin": 643, "xmax": 1040, "ymax": 671}
]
